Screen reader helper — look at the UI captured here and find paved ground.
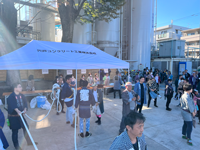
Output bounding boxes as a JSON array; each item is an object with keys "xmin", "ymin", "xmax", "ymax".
[{"xmin": 1, "ymin": 86, "xmax": 200, "ymax": 150}]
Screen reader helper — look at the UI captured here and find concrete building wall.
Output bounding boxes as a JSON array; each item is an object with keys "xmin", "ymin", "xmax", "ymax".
[{"xmin": 181, "ymin": 28, "xmax": 200, "ymax": 58}]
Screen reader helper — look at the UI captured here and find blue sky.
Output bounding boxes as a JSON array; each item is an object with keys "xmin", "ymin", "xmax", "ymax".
[{"xmin": 157, "ymin": 0, "xmax": 200, "ymax": 29}]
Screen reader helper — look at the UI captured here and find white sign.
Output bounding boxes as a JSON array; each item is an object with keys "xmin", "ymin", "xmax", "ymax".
[
  {"xmin": 67, "ymin": 70, "xmax": 73, "ymax": 75},
  {"xmin": 81, "ymin": 69, "xmax": 86, "ymax": 74},
  {"xmin": 42, "ymin": 69, "xmax": 49, "ymax": 74},
  {"xmin": 104, "ymin": 69, "xmax": 108, "ymax": 73},
  {"xmin": 138, "ymin": 64, "xmax": 144, "ymax": 70}
]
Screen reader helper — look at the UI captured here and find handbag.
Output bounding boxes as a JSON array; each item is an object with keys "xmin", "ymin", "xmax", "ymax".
[
  {"xmin": 150, "ymin": 91, "xmax": 157, "ymax": 99},
  {"xmin": 93, "ymin": 105, "xmax": 101, "ymax": 116}
]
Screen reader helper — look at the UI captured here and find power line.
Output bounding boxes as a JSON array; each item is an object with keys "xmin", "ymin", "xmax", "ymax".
[{"xmin": 158, "ymin": 12, "xmax": 200, "ymax": 26}]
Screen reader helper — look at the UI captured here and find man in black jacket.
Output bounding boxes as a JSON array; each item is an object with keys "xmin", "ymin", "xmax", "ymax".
[
  {"xmin": 165, "ymin": 79, "xmax": 174, "ymax": 111},
  {"xmin": 61, "ymin": 75, "xmax": 74, "ymax": 127}
]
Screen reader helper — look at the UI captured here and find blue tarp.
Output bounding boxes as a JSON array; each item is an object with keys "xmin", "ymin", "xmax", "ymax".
[{"xmin": 0, "ymin": 40, "xmax": 129, "ymax": 70}]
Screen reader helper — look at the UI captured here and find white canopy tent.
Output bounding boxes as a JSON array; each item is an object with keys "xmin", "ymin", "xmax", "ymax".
[
  {"xmin": 0, "ymin": 40, "xmax": 129, "ymax": 150},
  {"xmin": 0, "ymin": 40, "xmax": 129, "ymax": 70}
]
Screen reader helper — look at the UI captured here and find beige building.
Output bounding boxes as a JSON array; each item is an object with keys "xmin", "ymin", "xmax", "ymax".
[{"xmin": 181, "ymin": 28, "xmax": 200, "ymax": 58}]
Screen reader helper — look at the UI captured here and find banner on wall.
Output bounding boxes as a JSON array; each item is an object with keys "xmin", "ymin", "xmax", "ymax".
[
  {"xmin": 67, "ymin": 70, "xmax": 73, "ymax": 75},
  {"xmin": 42, "ymin": 69, "xmax": 49, "ymax": 74},
  {"xmin": 81, "ymin": 69, "xmax": 86, "ymax": 74}
]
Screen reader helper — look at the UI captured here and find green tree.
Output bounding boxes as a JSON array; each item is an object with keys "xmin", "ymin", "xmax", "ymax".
[{"xmin": 57, "ymin": 0, "xmax": 125, "ymax": 43}]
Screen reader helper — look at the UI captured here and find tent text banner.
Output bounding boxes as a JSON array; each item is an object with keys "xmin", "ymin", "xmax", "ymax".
[{"xmin": 0, "ymin": 40, "xmax": 129, "ymax": 70}]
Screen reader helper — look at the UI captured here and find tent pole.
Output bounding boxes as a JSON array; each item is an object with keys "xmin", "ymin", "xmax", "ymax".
[
  {"xmin": 74, "ymin": 69, "xmax": 77, "ymax": 105},
  {"xmin": 74, "ymin": 69, "xmax": 77, "ymax": 150},
  {"xmin": 99, "ymin": 69, "xmax": 100, "ymax": 84},
  {"xmin": 128, "ymin": 68, "xmax": 129, "ymax": 82}
]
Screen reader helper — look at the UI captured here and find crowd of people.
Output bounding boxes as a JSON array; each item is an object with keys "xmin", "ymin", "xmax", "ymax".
[{"xmin": 1, "ymin": 68, "xmax": 200, "ymax": 150}]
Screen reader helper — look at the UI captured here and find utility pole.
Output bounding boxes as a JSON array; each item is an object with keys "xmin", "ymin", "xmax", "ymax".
[{"xmin": 155, "ymin": 0, "xmax": 157, "ymax": 50}]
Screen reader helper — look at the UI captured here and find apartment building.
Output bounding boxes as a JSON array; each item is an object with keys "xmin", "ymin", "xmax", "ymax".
[
  {"xmin": 155, "ymin": 24, "xmax": 190, "ymax": 45},
  {"xmin": 181, "ymin": 28, "xmax": 200, "ymax": 58}
]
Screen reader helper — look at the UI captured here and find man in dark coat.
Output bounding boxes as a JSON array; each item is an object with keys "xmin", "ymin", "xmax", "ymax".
[
  {"xmin": 0, "ymin": 108, "xmax": 9, "ymax": 149},
  {"xmin": 165, "ymin": 79, "xmax": 174, "ymax": 111},
  {"xmin": 75, "ymin": 80, "xmax": 96, "ymax": 138},
  {"xmin": 7, "ymin": 83, "xmax": 37, "ymax": 150},
  {"xmin": 92, "ymin": 84, "xmax": 104, "ymax": 125},
  {"xmin": 61, "ymin": 75, "xmax": 74, "ymax": 127}
]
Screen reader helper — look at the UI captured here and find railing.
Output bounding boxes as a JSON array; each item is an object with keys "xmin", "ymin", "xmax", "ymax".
[
  {"xmin": 156, "ymin": 32, "xmax": 173, "ymax": 40},
  {"xmin": 185, "ymin": 47, "xmax": 200, "ymax": 59}
]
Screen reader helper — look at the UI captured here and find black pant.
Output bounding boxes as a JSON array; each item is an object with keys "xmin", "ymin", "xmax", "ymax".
[
  {"xmin": 179, "ymin": 93, "xmax": 182, "ymax": 98},
  {"xmin": 166, "ymin": 96, "xmax": 172, "ymax": 108},
  {"xmin": 56, "ymin": 98, "xmax": 64, "ymax": 112},
  {"xmin": 137, "ymin": 98, "xmax": 144, "ymax": 113},
  {"xmin": 175, "ymin": 92, "xmax": 178, "ymax": 98},
  {"xmin": 148, "ymin": 90, "xmax": 157, "ymax": 107},
  {"xmin": 12, "ymin": 127, "xmax": 32, "ymax": 149},
  {"xmin": 114, "ymin": 90, "xmax": 121, "ymax": 99},
  {"xmin": 119, "ymin": 116, "xmax": 126, "ymax": 133}
]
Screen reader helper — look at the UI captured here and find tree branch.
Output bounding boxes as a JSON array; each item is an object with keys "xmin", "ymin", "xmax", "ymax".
[{"xmin": 75, "ymin": 0, "xmax": 86, "ymax": 18}]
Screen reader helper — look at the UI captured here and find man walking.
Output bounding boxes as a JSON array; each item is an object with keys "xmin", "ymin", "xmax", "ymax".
[
  {"xmin": 110, "ymin": 111, "xmax": 147, "ymax": 150},
  {"xmin": 61, "ymin": 75, "xmax": 74, "ymax": 127},
  {"xmin": 165, "ymin": 79, "xmax": 174, "ymax": 111},
  {"xmin": 7, "ymin": 83, "xmax": 37, "ymax": 150},
  {"xmin": 134, "ymin": 76, "xmax": 147, "ymax": 113},
  {"xmin": 119, "ymin": 82, "xmax": 138, "ymax": 135},
  {"xmin": 75, "ymin": 80, "xmax": 96, "ymax": 138},
  {"xmin": 113, "ymin": 71, "xmax": 122, "ymax": 99}
]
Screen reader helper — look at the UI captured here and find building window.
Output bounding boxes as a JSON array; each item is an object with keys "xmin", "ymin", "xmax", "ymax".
[
  {"xmin": 187, "ymin": 42, "xmax": 195, "ymax": 46},
  {"xmin": 187, "ymin": 33, "xmax": 195, "ymax": 36},
  {"xmin": 161, "ymin": 31, "xmax": 167, "ymax": 34},
  {"xmin": 176, "ymin": 30, "xmax": 178, "ymax": 34}
]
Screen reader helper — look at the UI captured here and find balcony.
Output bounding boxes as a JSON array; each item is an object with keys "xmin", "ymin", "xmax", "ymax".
[
  {"xmin": 156, "ymin": 32, "xmax": 173, "ymax": 41},
  {"xmin": 181, "ymin": 34, "xmax": 200, "ymax": 42}
]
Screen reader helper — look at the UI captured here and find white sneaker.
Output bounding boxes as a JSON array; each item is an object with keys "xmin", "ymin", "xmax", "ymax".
[
  {"xmin": 152, "ymin": 99, "xmax": 155, "ymax": 101},
  {"xmin": 158, "ymin": 95, "xmax": 162, "ymax": 99}
]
